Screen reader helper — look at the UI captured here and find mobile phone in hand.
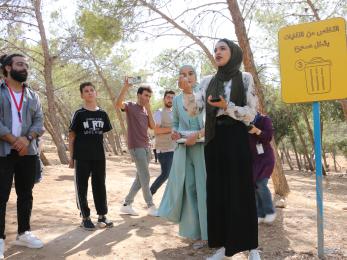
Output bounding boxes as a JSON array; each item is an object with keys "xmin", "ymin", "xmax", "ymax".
[
  {"xmin": 128, "ymin": 76, "xmax": 142, "ymax": 85},
  {"xmin": 210, "ymin": 97, "xmax": 221, "ymax": 102}
]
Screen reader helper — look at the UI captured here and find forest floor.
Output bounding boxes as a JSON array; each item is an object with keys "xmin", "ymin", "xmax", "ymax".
[{"xmin": 2, "ymin": 149, "xmax": 347, "ymax": 260}]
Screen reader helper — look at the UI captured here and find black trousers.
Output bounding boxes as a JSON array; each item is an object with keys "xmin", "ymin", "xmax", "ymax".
[
  {"xmin": 0, "ymin": 150, "xmax": 37, "ymax": 239},
  {"xmin": 74, "ymin": 159, "xmax": 108, "ymax": 218}
]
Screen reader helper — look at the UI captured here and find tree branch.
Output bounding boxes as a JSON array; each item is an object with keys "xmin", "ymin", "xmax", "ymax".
[
  {"xmin": 1, "ymin": 18, "xmax": 38, "ymax": 28},
  {"xmin": 173, "ymin": 2, "xmax": 227, "ymax": 21},
  {"xmin": 0, "ymin": 39, "xmax": 44, "ymax": 66},
  {"xmin": 138, "ymin": 0, "xmax": 216, "ymax": 67},
  {"xmin": 306, "ymin": 0, "xmax": 321, "ymax": 20}
]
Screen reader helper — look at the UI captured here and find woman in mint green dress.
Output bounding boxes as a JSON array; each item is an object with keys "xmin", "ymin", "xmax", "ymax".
[{"xmin": 158, "ymin": 65, "xmax": 207, "ymax": 248}]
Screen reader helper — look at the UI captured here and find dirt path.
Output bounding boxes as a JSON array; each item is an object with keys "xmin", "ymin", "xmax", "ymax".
[{"xmin": 3, "ymin": 154, "xmax": 347, "ymax": 259}]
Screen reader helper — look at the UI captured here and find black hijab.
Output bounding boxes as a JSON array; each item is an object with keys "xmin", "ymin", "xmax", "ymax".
[{"xmin": 205, "ymin": 39, "xmax": 246, "ymax": 145}]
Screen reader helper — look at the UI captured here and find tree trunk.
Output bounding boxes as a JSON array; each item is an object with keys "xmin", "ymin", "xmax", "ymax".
[
  {"xmin": 33, "ymin": 0, "xmax": 68, "ymax": 164},
  {"xmin": 301, "ymin": 107, "xmax": 314, "ymax": 148},
  {"xmin": 332, "ymin": 151, "xmax": 338, "ymax": 172},
  {"xmin": 339, "ymin": 100, "xmax": 347, "ymax": 122},
  {"xmin": 270, "ymin": 140, "xmax": 290, "ymax": 197},
  {"xmin": 301, "ymin": 107, "xmax": 315, "ymax": 165},
  {"xmin": 282, "ymin": 142, "xmax": 294, "ymax": 170},
  {"xmin": 320, "ymin": 119, "xmax": 327, "ymax": 176},
  {"xmin": 279, "ymin": 147, "xmax": 285, "ymax": 162},
  {"xmin": 40, "ymin": 150, "xmax": 50, "ymax": 166},
  {"xmin": 56, "ymin": 96, "xmax": 73, "ymax": 141},
  {"xmin": 43, "ymin": 113, "xmax": 68, "ymax": 153},
  {"xmin": 321, "ymin": 120, "xmax": 329, "ymax": 172},
  {"xmin": 295, "ymin": 122, "xmax": 314, "ymax": 172},
  {"xmin": 299, "ymin": 154, "xmax": 305, "ymax": 171},
  {"xmin": 322, "ymin": 147, "xmax": 329, "ymax": 172},
  {"xmin": 287, "ymin": 108, "xmax": 314, "ymax": 171},
  {"xmin": 107, "ymin": 131, "xmax": 118, "ymax": 155},
  {"xmin": 54, "ymin": 100, "xmax": 70, "ymax": 142},
  {"xmin": 301, "ymin": 106, "xmax": 327, "ymax": 176},
  {"xmin": 227, "ymin": 0, "xmax": 289, "ymax": 196},
  {"xmin": 115, "ymin": 109, "xmax": 127, "ymax": 144},
  {"xmin": 302, "ymin": 153, "xmax": 308, "ymax": 171},
  {"xmin": 43, "ymin": 114, "xmax": 54, "ymax": 140},
  {"xmin": 113, "ymin": 127, "xmax": 123, "ymax": 155},
  {"xmin": 55, "ymin": 99, "xmax": 70, "ymax": 130},
  {"xmin": 280, "ymin": 150, "xmax": 285, "ymax": 164},
  {"xmin": 285, "ymin": 144, "xmax": 293, "ymax": 162},
  {"xmin": 103, "ymin": 139, "xmax": 111, "ymax": 153},
  {"xmin": 290, "ymin": 137, "xmax": 302, "ymax": 171}
]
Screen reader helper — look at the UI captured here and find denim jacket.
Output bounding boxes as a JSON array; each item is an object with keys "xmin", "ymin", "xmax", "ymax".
[{"xmin": 0, "ymin": 80, "xmax": 44, "ymax": 157}]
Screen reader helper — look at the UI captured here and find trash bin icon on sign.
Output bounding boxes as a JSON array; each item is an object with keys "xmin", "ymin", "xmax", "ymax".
[{"xmin": 295, "ymin": 57, "xmax": 332, "ymax": 95}]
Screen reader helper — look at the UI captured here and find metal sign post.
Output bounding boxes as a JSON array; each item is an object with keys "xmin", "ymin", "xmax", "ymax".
[{"xmin": 312, "ymin": 101, "xmax": 324, "ymax": 258}]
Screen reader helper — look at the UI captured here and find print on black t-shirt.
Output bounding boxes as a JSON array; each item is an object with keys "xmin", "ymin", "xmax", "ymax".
[
  {"xmin": 69, "ymin": 108, "xmax": 112, "ymax": 161},
  {"xmin": 82, "ymin": 117, "xmax": 105, "ymax": 135}
]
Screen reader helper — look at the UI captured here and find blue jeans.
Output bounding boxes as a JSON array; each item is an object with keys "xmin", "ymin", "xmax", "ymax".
[
  {"xmin": 150, "ymin": 151, "xmax": 174, "ymax": 195},
  {"xmin": 125, "ymin": 148, "xmax": 154, "ymax": 207},
  {"xmin": 255, "ymin": 178, "xmax": 275, "ymax": 218}
]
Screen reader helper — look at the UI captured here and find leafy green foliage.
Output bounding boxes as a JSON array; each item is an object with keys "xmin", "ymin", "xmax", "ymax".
[{"xmin": 78, "ymin": 10, "xmax": 122, "ymax": 44}]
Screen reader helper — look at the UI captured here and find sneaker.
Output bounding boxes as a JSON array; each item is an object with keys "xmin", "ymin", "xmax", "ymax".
[
  {"xmin": 264, "ymin": 213, "xmax": 276, "ymax": 224},
  {"xmin": 147, "ymin": 205, "xmax": 159, "ymax": 217},
  {"xmin": 192, "ymin": 240, "xmax": 207, "ymax": 250},
  {"xmin": 12, "ymin": 231, "xmax": 43, "ymax": 249},
  {"xmin": 97, "ymin": 216, "xmax": 114, "ymax": 228},
  {"xmin": 249, "ymin": 249, "xmax": 261, "ymax": 260},
  {"xmin": 80, "ymin": 218, "xmax": 96, "ymax": 231},
  {"xmin": 206, "ymin": 247, "xmax": 226, "ymax": 260},
  {"xmin": 120, "ymin": 204, "xmax": 139, "ymax": 216},
  {"xmin": 0, "ymin": 239, "xmax": 4, "ymax": 259},
  {"xmin": 258, "ymin": 217, "xmax": 265, "ymax": 224}
]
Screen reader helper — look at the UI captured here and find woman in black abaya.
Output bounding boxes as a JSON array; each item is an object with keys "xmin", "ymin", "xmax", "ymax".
[{"xmin": 180, "ymin": 39, "xmax": 260, "ymax": 260}]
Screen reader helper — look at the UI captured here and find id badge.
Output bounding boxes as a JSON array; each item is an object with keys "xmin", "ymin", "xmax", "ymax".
[{"xmin": 256, "ymin": 143, "xmax": 264, "ymax": 154}]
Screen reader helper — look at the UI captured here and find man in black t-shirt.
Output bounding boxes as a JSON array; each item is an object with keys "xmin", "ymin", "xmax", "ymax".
[{"xmin": 69, "ymin": 82, "xmax": 113, "ymax": 230}]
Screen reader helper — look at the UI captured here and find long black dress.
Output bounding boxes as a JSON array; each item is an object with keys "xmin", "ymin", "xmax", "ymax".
[{"xmin": 205, "ymin": 116, "xmax": 258, "ymax": 256}]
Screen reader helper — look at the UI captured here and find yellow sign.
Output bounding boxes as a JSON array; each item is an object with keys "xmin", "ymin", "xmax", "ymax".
[{"xmin": 279, "ymin": 17, "xmax": 347, "ymax": 103}]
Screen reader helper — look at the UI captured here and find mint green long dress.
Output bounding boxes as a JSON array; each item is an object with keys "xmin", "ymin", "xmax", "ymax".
[{"xmin": 158, "ymin": 93, "xmax": 207, "ymax": 240}]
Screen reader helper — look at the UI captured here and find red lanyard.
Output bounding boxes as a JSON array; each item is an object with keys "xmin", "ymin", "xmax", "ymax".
[{"xmin": 5, "ymin": 80, "xmax": 24, "ymax": 123}]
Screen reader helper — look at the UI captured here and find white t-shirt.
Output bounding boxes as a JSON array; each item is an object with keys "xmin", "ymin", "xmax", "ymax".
[{"xmin": 11, "ymin": 92, "xmax": 23, "ymax": 137}]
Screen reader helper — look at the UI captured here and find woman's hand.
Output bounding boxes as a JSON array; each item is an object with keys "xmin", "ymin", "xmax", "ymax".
[
  {"xmin": 248, "ymin": 126, "xmax": 261, "ymax": 135},
  {"xmin": 207, "ymin": 95, "xmax": 228, "ymax": 110},
  {"xmin": 69, "ymin": 159, "xmax": 75, "ymax": 169},
  {"xmin": 185, "ymin": 133, "xmax": 198, "ymax": 146},
  {"xmin": 178, "ymin": 76, "xmax": 193, "ymax": 94},
  {"xmin": 171, "ymin": 131, "xmax": 181, "ymax": 141}
]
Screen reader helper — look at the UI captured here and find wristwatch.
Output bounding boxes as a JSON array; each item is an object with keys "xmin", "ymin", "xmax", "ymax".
[{"xmin": 26, "ymin": 135, "xmax": 34, "ymax": 143}]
